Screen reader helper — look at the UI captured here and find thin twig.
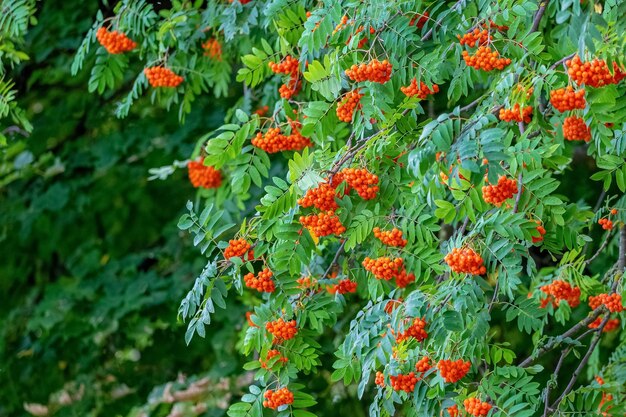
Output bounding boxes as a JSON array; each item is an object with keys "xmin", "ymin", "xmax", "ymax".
[
  {"xmin": 513, "ymin": 122, "xmax": 525, "ymax": 213},
  {"xmin": 320, "ymin": 240, "xmax": 347, "ymax": 281},
  {"xmin": 618, "ymin": 225, "xmax": 626, "ymax": 271},
  {"xmin": 586, "ymin": 229, "xmax": 615, "ymax": 265},
  {"xmin": 421, "ymin": 0, "xmax": 464, "ymax": 41},
  {"xmin": 549, "ymin": 53, "xmax": 576, "ymax": 71},
  {"xmin": 530, "ymin": 0, "xmax": 550, "ymax": 33}
]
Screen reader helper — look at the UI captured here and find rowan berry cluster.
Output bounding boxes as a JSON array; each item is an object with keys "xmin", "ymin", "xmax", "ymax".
[
  {"xmin": 296, "ymin": 276, "xmax": 317, "ymax": 289},
  {"xmin": 96, "ymin": 27, "xmax": 137, "ymax": 54},
  {"xmin": 498, "ymin": 104, "xmax": 533, "ymax": 123},
  {"xmin": 363, "ymin": 257, "xmax": 403, "ymax": 280},
  {"xmin": 346, "ymin": 25, "xmax": 375, "ymax": 48},
  {"xmin": 444, "ymin": 247, "xmax": 487, "ymax": 275},
  {"xmin": 562, "ymin": 116, "xmax": 591, "ymax": 142},
  {"xmin": 415, "ymin": 356, "xmax": 431, "ymax": 373},
  {"xmin": 336, "ymin": 89, "xmax": 364, "ymax": 122},
  {"xmin": 254, "ymin": 105, "xmax": 269, "ymax": 116},
  {"xmin": 327, "ymin": 279, "xmax": 357, "ymax": 294},
  {"xmin": 375, "ymin": 371, "xmax": 385, "ymax": 387},
  {"xmin": 299, "ymin": 211, "xmax": 346, "ymax": 236},
  {"xmin": 549, "ymin": 86, "xmax": 586, "ymax": 112},
  {"xmin": 437, "ymin": 359, "xmax": 471, "ymax": 383},
  {"xmin": 266, "ymin": 318, "xmax": 298, "ymax": 342},
  {"xmin": 394, "ymin": 269, "xmax": 416, "ymax": 288},
  {"xmin": 202, "ymin": 38, "xmax": 222, "ymax": 60},
  {"xmin": 598, "ymin": 218, "xmax": 613, "ymax": 230},
  {"xmin": 260, "ymin": 349, "xmax": 288, "ymax": 369},
  {"xmin": 482, "ymin": 175, "xmax": 518, "ymax": 207},
  {"xmin": 457, "ymin": 29, "xmax": 489, "ymax": 47},
  {"xmin": 539, "ymin": 280, "xmax": 581, "ymax": 308},
  {"xmin": 400, "ymin": 79, "xmax": 440, "ymax": 99},
  {"xmin": 464, "ymin": 398, "xmax": 492, "ymax": 417},
  {"xmin": 279, "ymin": 77, "xmax": 301, "ymax": 99},
  {"xmin": 390, "ymin": 372, "xmax": 418, "ymax": 392},
  {"xmin": 448, "ymin": 405, "xmax": 460, "ymax": 417},
  {"xmin": 252, "ymin": 126, "xmax": 311, "ymax": 153},
  {"xmin": 243, "ymin": 268, "xmax": 275, "ymax": 293},
  {"xmin": 484, "ymin": 20, "xmax": 509, "ymax": 31},
  {"xmin": 269, "ymin": 56, "xmax": 301, "ymax": 99},
  {"xmin": 345, "ymin": 59, "xmax": 392, "ymax": 83},
  {"xmin": 409, "ymin": 12, "xmax": 429, "ymax": 29},
  {"xmin": 588, "ymin": 317, "xmax": 620, "ymax": 332},
  {"xmin": 298, "ymin": 183, "xmax": 339, "ymax": 211},
  {"xmin": 462, "ymin": 46, "xmax": 511, "ymax": 71},
  {"xmin": 144, "ymin": 66, "xmax": 184, "ymax": 87},
  {"xmin": 532, "ymin": 221, "xmax": 546, "ymax": 243},
  {"xmin": 262, "ymin": 388, "xmax": 294, "ymax": 409},
  {"xmin": 588, "ymin": 293, "xmax": 623, "ymax": 312},
  {"xmin": 333, "ymin": 15, "xmax": 349, "ymax": 34},
  {"xmin": 395, "ymin": 317, "xmax": 428, "ymax": 342},
  {"xmin": 187, "ymin": 158, "xmax": 222, "ymax": 189},
  {"xmin": 373, "ymin": 227, "xmax": 407, "ymax": 247},
  {"xmin": 224, "ymin": 238, "xmax": 254, "ymax": 260},
  {"xmin": 332, "ymin": 167, "xmax": 380, "ymax": 200},
  {"xmin": 566, "ymin": 55, "xmax": 625, "ymax": 87}
]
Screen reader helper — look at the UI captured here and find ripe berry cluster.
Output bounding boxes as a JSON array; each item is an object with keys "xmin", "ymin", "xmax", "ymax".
[
  {"xmin": 532, "ymin": 220, "xmax": 546, "ymax": 243},
  {"xmin": 96, "ymin": 27, "xmax": 137, "ymax": 54},
  {"xmin": 448, "ymin": 405, "xmax": 460, "ymax": 417},
  {"xmin": 457, "ymin": 29, "xmax": 489, "ymax": 47},
  {"xmin": 243, "ymin": 268, "xmax": 275, "ymax": 293},
  {"xmin": 462, "ymin": 46, "xmax": 511, "ymax": 71},
  {"xmin": 550, "ymin": 86, "xmax": 586, "ymax": 112},
  {"xmin": 224, "ymin": 238, "xmax": 254, "ymax": 260},
  {"xmin": 390, "ymin": 372, "xmax": 418, "ymax": 393},
  {"xmin": 266, "ymin": 318, "xmax": 298, "ymax": 342},
  {"xmin": 539, "ymin": 280, "xmax": 581, "ymax": 308},
  {"xmin": 262, "ymin": 388, "xmax": 294, "ymax": 409},
  {"xmin": 327, "ymin": 279, "xmax": 357, "ymax": 294},
  {"xmin": 401, "ymin": 79, "xmax": 440, "ymax": 99},
  {"xmin": 415, "ymin": 356, "xmax": 431, "ymax": 373},
  {"xmin": 444, "ymin": 247, "xmax": 487, "ymax": 275},
  {"xmin": 363, "ymin": 257, "xmax": 403, "ymax": 280},
  {"xmin": 144, "ymin": 66, "xmax": 184, "ymax": 88},
  {"xmin": 437, "ymin": 359, "xmax": 471, "ymax": 383},
  {"xmin": 394, "ymin": 269, "xmax": 416, "ymax": 288},
  {"xmin": 269, "ymin": 56, "xmax": 301, "ymax": 99},
  {"xmin": 395, "ymin": 317, "xmax": 428, "ymax": 342},
  {"xmin": 260, "ymin": 349, "xmax": 288, "ymax": 369},
  {"xmin": 598, "ymin": 218, "xmax": 613, "ymax": 230},
  {"xmin": 566, "ymin": 55, "xmax": 625, "ymax": 87},
  {"xmin": 297, "ymin": 276, "xmax": 318, "ymax": 290},
  {"xmin": 464, "ymin": 398, "xmax": 492, "ymax": 417},
  {"xmin": 299, "ymin": 211, "xmax": 346, "ymax": 236},
  {"xmin": 252, "ymin": 125, "xmax": 311, "ymax": 153},
  {"xmin": 333, "ymin": 15, "xmax": 349, "ymax": 34},
  {"xmin": 498, "ymin": 104, "xmax": 533, "ymax": 123},
  {"xmin": 409, "ymin": 12, "xmax": 429, "ymax": 29},
  {"xmin": 562, "ymin": 116, "xmax": 591, "ymax": 142},
  {"xmin": 202, "ymin": 38, "xmax": 222, "ymax": 60},
  {"xmin": 345, "ymin": 59, "xmax": 392, "ymax": 83},
  {"xmin": 346, "ymin": 25, "xmax": 375, "ymax": 48},
  {"xmin": 588, "ymin": 293, "xmax": 623, "ymax": 313},
  {"xmin": 187, "ymin": 158, "xmax": 222, "ymax": 189},
  {"xmin": 332, "ymin": 167, "xmax": 380, "ymax": 200},
  {"xmin": 588, "ymin": 317, "xmax": 620, "ymax": 332},
  {"xmin": 373, "ymin": 227, "xmax": 407, "ymax": 247},
  {"xmin": 336, "ymin": 89, "xmax": 364, "ymax": 122},
  {"xmin": 298, "ymin": 183, "xmax": 339, "ymax": 211},
  {"xmin": 482, "ymin": 175, "xmax": 518, "ymax": 207},
  {"xmin": 375, "ymin": 371, "xmax": 385, "ymax": 387},
  {"xmin": 254, "ymin": 105, "xmax": 269, "ymax": 116}
]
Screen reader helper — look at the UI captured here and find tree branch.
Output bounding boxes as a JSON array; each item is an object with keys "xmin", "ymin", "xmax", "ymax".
[
  {"xmin": 618, "ymin": 224, "xmax": 626, "ymax": 271},
  {"xmin": 530, "ymin": 0, "xmax": 550, "ymax": 33}
]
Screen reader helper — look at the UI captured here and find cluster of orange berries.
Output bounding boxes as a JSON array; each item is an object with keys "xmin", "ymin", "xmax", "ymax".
[
  {"xmin": 296, "ymin": 276, "xmax": 317, "ymax": 290},
  {"xmin": 336, "ymin": 89, "xmax": 364, "ymax": 122},
  {"xmin": 269, "ymin": 56, "xmax": 301, "ymax": 99},
  {"xmin": 332, "ymin": 168, "xmax": 380, "ymax": 200},
  {"xmin": 243, "ymin": 268, "xmax": 275, "ymax": 293},
  {"xmin": 588, "ymin": 317, "xmax": 620, "ymax": 332},
  {"xmin": 401, "ymin": 79, "xmax": 440, "ymax": 99},
  {"xmin": 395, "ymin": 317, "xmax": 428, "ymax": 342},
  {"xmin": 589, "ymin": 293, "xmax": 623, "ymax": 313},
  {"xmin": 187, "ymin": 158, "xmax": 222, "ymax": 188},
  {"xmin": 462, "ymin": 46, "xmax": 511, "ymax": 71},
  {"xmin": 262, "ymin": 388, "xmax": 294, "ymax": 409},
  {"xmin": 346, "ymin": 25, "xmax": 375, "ymax": 48},
  {"xmin": 254, "ymin": 105, "xmax": 269, "ymax": 116},
  {"xmin": 260, "ymin": 349, "xmax": 288, "ymax": 369},
  {"xmin": 327, "ymin": 279, "xmax": 357, "ymax": 294},
  {"xmin": 299, "ymin": 211, "xmax": 346, "ymax": 236},
  {"xmin": 373, "ymin": 227, "xmax": 407, "ymax": 247},
  {"xmin": 409, "ymin": 12, "xmax": 429, "ymax": 29},
  {"xmin": 252, "ymin": 125, "xmax": 311, "ymax": 153},
  {"xmin": 532, "ymin": 220, "xmax": 547, "ymax": 243},
  {"xmin": 144, "ymin": 66, "xmax": 184, "ymax": 88},
  {"xmin": 224, "ymin": 238, "xmax": 254, "ymax": 260},
  {"xmin": 539, "ymin": 280, "xmax": 581, "ymax": 308},
  {"xmin": 598, "ymin": 218, "xmax": 613, "ymax": 230},
  {"xmin": 444, "ymin": 247, "xmax": 487, "ymax": 275},
  {"xmin": 390, "ymin": 372, "xmax": 418, "ymax": 393},
  {"xmin": 415, "ymin": 356, "xmax": 431, "ymax": 373},
  {"xmin": 345, "ymin": 59, "xmax": 392, "ymax": 83},
  {"xmin": 464, "ymin": 398, "xmax": 492, "ymax": 417},
  {"xmin": 333, "ymin": 14, "xmax": 350, "ymax": 34},
  {"xmin": 457, "ymin": 29, "xmax": 489, "ymax": 47},
  {"xmin": 394, "ymin": 268, "xmax": 416, "ymax": 288},
  {"xmin": 550, "ymin": 86, "xmax": 586, "ymax": 112},
  {"xmin": 437, "ymin": 359, "xmax": 471, "ymax": 383},
  {"xmin": 363, "ymin": 257, "xmax": 403, "ymax": 280},
  {"xmin": 269, "ymin": 55, "xmax": 299, "ymax": 75},
  {"xmin": 566, "ymin": 55, "xmax": 625, "ymax": 88},
  {"xmin": 202, "ymin": 38, "xmax": 222, "ymax": 60},
  {"xmin": 266, "ymin": 318, "xmax": 298, "ymax": 343},
  {"xmin": 96, "ymin": 27, "xmax": 137, "ymax": 54},
  {"xmin": 298, "ymin": 183, "xmax": 339, "ymax": 211},
  {"xmin": 482, "ymin": 175, "xmax": 518, "ymax": 207},
  {"xmin": 448, "ymin": 405, "xmax": 460, "ymax": 417},
  {"xmin": 562, "ymin": 115, "xmax": 591, "ymax": 142},
  {"xmin": 375, "ymin": 371, "xmax": 385, "ymax": 387},
  {"xmin": 498, "ymin": 104, "xmax": 533, "ymax": 123}
]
